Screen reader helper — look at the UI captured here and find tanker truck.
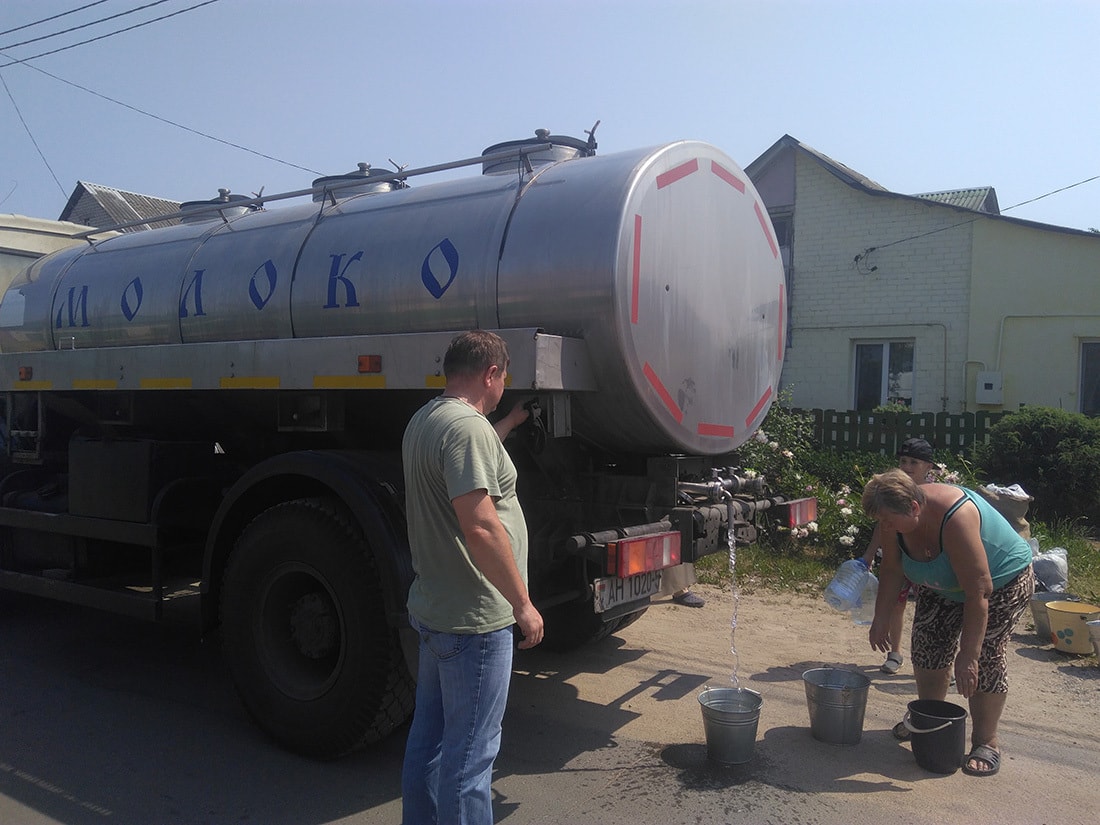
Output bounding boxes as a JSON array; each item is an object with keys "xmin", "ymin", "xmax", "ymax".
[{"xmin": 0, "ymin": 128, "xmax": 814, "ymax": 758}]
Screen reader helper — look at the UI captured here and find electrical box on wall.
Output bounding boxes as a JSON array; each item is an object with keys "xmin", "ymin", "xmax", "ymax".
[{"xmin": 976, "ymin": 371, "xmax": 1003, "ymax": 405}]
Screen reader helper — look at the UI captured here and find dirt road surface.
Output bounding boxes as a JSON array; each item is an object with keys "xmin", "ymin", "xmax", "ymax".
[{"xmin": 1, "ymin": 585, "xmax": 1096, "ymax": 824}]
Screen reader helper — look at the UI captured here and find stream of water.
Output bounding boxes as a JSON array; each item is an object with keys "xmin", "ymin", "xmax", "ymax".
[{"xmin": 728, "ymin": 524, "xmax": 740, "ymax": 688}]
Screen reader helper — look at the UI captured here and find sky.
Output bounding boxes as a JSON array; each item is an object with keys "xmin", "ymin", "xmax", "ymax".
[{"xmin": 1, "ymin": 0, "xmax": 1098, "ymax": 232}]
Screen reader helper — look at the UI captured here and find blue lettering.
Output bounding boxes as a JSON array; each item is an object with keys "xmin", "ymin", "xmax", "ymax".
[
  {"xmin": 248, "ymin": 260, "xmax": 278, "ymax": 310},
  {"xmin": 55, "ymin": 285, "xmax": 90, "ymax": 329},
  {"xmin": 121, "ymin": 277, "xmax": 144, "ymax": 322},
  {"xmin": 180, "ymin": 269, "xmax": 206, "ymax": 318},
  {"xmin": 324, "ymin": 252, "xmax": 362, "ymax": 308},
  {"xmin": 421, "ymin": 238, "xmax": 459, "ymax": 299}
]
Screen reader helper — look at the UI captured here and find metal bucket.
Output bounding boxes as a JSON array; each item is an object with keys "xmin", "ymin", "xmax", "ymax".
[
  {"xmin": 1087, "ymin": 620, "xmax": 1100, "ymax": 659},
  {"xmin": 698, "ymin": 687, "xmax": 762, "ymax": 765},
  {"xmin": 801, "ymin": 668, "xmax": 871, "ymax": 745},
  {"xmin": 1031, "ymin": 592, "xmax": 1080, "ymax": 640},
  {"xmin": 904, "ymin": 699, "xmax": 967, "ymax": 774}
]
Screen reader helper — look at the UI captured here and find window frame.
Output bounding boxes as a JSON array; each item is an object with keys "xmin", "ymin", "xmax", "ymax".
[{"xmin": 853, "ymin": 339, "xmax": 914, "ymax": 410}]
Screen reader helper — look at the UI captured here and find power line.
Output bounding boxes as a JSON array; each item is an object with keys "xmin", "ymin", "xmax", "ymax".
[
  {"xmin": 0, "ymin": 0, "xmax": 223, "ymax": 68},
  {"xmin": 857, "ymin": 173, "xmax": 1100, "ymax": 259},
  {"xmin": 0, "ymin": 0, "xmax": 112, "ymax": 38},
  {"xmin": 0, "ymin": 0, "xmax": 177, "ymax": 51},
  {"xmin": 0, "ymin": 71, "xmax": 67, "ymax": 198},
  {"xmin": 2, "ymin": 55, "xmax": 323, "ymax": 176}
]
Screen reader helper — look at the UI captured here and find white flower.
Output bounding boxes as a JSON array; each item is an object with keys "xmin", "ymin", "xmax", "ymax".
[
  {"xmin": 743, "ymin": 468, "xmax": 758, "ymax": 479},
  {"xmin": 754, "ymin": 430, "xmax": 768, "ymax": 443},
  {"xmin": 768, "ymin": 441, "xmax": 779, "ymax": 450},
  {"xmin": 846, "ymin": 524, "xmax": 860, "ymax": 535},
  {"xmin": 839, "ymin": 535, "xmax": 855, "ymax": 546},
  {"xmin": 781, "ymin": 449, "xmax": 794, "ymax": 459},
  {"xmin": 840, "ymin": 507, "xmax": 853, "ymax": 516},
  {"xmin": 840, "ymin": 484, "xmax": 851, "ymax": 495},
  {"xmin": 807, "ymin": 521, "xmax": 819, "ymax": 532}
]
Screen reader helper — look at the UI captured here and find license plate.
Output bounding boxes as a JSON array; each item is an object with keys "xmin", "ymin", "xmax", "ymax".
[{"xmin": 593, "ymin": 570, "xmax": 663, "ymax": 614}]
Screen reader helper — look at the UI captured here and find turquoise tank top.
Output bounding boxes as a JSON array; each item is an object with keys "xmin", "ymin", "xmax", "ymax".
[{"xmin": 899, "ymin": 487, "xmax": 1032, "ymax": 602}]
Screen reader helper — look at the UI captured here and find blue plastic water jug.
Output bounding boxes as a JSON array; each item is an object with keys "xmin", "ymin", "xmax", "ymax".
[
  {"xmin": 824, "ymin": 558, "xmax": 869, "ymax": 612},
  {"xmin": 850, "ymin": 571, "xmax": 879, "ymax": 625}
]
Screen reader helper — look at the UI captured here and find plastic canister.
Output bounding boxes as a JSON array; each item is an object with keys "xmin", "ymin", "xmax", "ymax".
[
  {"xmin": 850, "ymin": 572, "xmax": 879, "ymax": 625},
  {"xmin": 824, "ymin": 558, "xmax": 870, "ymax": 612}
]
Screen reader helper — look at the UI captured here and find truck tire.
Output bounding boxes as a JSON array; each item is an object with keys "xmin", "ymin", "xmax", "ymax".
[{"xmin": 221, "ymin": 496, "xmax": 413, "ymax": 759}]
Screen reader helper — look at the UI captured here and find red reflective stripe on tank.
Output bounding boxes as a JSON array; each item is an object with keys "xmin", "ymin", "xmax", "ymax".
[
  {"xmin": 632, "ymin": 214, "xmax": 642, "ymax": 324},
  {"xmin": 755, "ymin": 202, "xmax": 779, "ymax": 259},
  {"xmin": 698, "ymin": 422, "xmax": 735, "ymax": 438},
  {"xmin": 710, "ymin": 161, "xmax": 746, "ymax": 193},
  {"xmin": 778, "ymin": 283, "xmax": 785, "ymax": 361},
  {"xmin": 643, "ymin": 362, "xmax": 683, "ymax": 423},
  {"xmin": 656, "ymin": 158, "xmax": 699, "ymax": 189},
  {"xmin": 745, "ymin": 385, "xmax": 773, "ymax": 430}
]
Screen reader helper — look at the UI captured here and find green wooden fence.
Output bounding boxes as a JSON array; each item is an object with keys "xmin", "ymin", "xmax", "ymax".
[{"xmin": 796, "ymin": 409, "xmax": 1007, "ymax": 456}]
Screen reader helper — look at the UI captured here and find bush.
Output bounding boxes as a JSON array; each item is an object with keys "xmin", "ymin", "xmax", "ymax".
[
  {"xmin": 733, "ymin": 397, "xmax": 986, "ymax": 564},
  {"xmin": 974, "ymin": 407, "xmax": 1100, "ymax": 530}
]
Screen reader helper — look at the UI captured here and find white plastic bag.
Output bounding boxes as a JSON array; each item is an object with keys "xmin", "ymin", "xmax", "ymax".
[{"xmin": 1033, "ymin": 546, "xmax": 1068, "ymax": 593}]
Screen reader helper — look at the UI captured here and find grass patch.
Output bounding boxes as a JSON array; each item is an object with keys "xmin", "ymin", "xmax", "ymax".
[{"xmin": 698, "ymin": 520, "xmax": 1100, "ymax": 605}]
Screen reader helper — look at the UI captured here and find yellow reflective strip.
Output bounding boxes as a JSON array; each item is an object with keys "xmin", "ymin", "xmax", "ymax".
[
  {"xmin": 12, "ymin": 380, "xmax": 52, "ymax": 391},
  {"xmin": 425, "ymin": 375, "xmax": 446, "ymax": 388},
  {"xmin": 73, "ymin": 379, "xmax": 118, "ymax": 390},
  {"xmin": 220, "ymin": 376, "xmax": 281, "ymax": 389},
  {"xmin": 312, "ymin": 375, "xmax": 386, "ymax": 389},
  {"xmin": 140, "ymin": 377, "xmax": 192, "ymax": 389}
]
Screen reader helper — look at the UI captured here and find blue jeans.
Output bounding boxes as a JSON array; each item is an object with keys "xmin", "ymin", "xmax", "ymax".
[{"xmin": 401, "ymin": 619, "xmax": 514, "ymax": 825}]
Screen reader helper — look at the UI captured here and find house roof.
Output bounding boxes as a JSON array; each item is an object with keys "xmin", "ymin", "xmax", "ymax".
[
  {"xmin": 747, "ymin": 135, "xmax": 1095, "ymax": 238},
  {"xmin": 916, "ymin": 187, "xmax": 1000, "ymax": 214},
  {"xmin": 58, "ymin": 182, "xmax": 181, "ymax": 233}
]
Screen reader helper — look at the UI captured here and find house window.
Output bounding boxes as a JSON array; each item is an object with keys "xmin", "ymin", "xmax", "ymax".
[
  {"xmin": 854, "ymin": 341, "xmax": 914, "ymax": 409},
  {"xmin": 1082, "ymin": 341, "xmax": 1100, "ymax": 416}
]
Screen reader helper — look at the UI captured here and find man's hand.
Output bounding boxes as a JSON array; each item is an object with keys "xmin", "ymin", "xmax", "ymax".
[{"xmin": 513, "ymin": 601, "xmax": 544, "ymax": 649}]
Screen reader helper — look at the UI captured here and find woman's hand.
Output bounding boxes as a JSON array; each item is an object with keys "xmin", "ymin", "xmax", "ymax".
[
  {"xmin": 869, "ymin": 615, "xmax": 892, "ymax": 652},
  {"xmin": 954, "ymin": 654, "xmax": 980, "ymax": 698}
]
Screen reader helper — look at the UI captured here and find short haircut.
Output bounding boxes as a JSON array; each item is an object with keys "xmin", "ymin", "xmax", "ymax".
[
  {"xmin": 443, "ymin": 330, "xmax": 509, "ymax": 380},
  {"xmin": 862, "ymin": 467, "xmax": 927, "ymax": 518}
]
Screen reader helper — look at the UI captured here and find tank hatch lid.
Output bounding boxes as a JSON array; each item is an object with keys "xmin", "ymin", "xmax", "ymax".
[
  {"xmin": 179, "ymin": 189, "xmax": 258, "ymax": 223},
  {"xmin": 311, "ymin": 163, "xmax": 400, "ymax": 202},
  {"xmin": 481, "ymin": 128, "xmax": 595, "ymax": 175}
]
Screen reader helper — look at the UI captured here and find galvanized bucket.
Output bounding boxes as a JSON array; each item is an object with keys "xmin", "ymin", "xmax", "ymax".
[
  {"xmin": 698, "ymin": 687, "xmax": 762, "ymax": 765},
  {"xmin": 802, "ymin": 667, "xmax": 871, "ymax": 745}
]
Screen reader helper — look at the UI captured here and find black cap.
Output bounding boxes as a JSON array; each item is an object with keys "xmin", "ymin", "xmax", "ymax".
[{"xmin": 897, "ymin": 437, "xmax": 934, "ymax": 462}]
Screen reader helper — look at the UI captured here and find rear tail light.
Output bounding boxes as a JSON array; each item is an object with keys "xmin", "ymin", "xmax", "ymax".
[
  {"xmin": 784, "ymin": 497, "xmax": 818, "ymax": 527},
  {"xmin": 607, "ymin": 531, "xmax": 681, "ymax": 578}
]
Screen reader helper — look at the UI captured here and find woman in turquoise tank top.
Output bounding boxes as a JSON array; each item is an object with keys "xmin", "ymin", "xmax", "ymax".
[{"xmin": 861, "ymin": 468, "xmax": 1034, "ymax": 777}]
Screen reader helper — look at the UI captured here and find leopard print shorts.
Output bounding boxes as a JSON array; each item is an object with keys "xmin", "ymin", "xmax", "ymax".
[{"xmin": 909, "ymin": 565, "xmax": 1035, "ymax": 693}]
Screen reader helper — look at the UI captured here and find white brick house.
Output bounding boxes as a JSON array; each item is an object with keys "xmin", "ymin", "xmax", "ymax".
[{"xmin": 746, "ymin": 136, "xmax": 1100, "ymax": 416}]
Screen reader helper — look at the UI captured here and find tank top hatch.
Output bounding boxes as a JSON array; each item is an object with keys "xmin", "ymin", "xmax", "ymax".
[{"xmin": 898, "ymin": 487, "xmax": 1032, "ymax": 602}]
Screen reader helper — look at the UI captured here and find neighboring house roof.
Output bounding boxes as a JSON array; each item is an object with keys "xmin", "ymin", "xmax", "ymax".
[
  {"xmin": 916, "ymin": 187, "xmax": 1000, "ymax": 214},
  {"xmin": 58, "ymin": 182, "xmax": 181, "ymax": 233},
  {"xmin": 747, "ymin": 135, "xmax": 1095, "ymax": 238}
]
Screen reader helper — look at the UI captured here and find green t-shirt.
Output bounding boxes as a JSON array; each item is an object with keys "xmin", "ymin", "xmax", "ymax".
[{"xmin": 402, "ymin": 396, "xmax": 528, "ymax": 633}]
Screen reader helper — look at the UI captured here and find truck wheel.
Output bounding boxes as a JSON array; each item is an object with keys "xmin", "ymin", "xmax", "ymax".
[{"xmin": 221, "ymin": 496, "xmax": 413, "ymax": 759}]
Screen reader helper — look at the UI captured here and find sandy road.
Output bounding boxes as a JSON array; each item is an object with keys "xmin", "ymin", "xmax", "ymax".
[{"xmin": 0, "ymin": 585, "xmax": 1096, "ymax": 824}]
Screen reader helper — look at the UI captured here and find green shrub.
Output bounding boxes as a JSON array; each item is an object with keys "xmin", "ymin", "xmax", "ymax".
[
  {"xmin": 974, "ymin": 407, "xmax": 1100, "ymax": 530},
  {"xmin": 733, "ymin": 398, "xmax": 988, "ymax": 564}
]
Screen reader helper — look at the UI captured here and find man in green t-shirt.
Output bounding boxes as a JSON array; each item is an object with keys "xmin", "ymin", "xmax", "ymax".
[{"xmin": 401, "ymin": 330, "xmax": 543, "ymax": 825}]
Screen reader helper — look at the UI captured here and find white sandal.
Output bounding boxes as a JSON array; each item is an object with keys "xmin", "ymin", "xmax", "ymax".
[{"xmin": 881, "ymin": 652, "xmax": 903, "ymax": 674}]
